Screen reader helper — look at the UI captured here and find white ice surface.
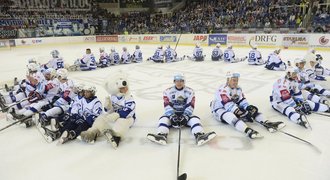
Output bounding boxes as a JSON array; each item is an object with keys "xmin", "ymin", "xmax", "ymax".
[{"xmin": 0, "ymin": 44, "xmax": 330, "ymax": 180}]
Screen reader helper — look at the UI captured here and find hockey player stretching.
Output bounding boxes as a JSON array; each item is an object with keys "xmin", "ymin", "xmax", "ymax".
[
  {"xmin": 147, "ymin": 73, "xmax": 216, "ymax": 146},
  {"xmin": 210, "ymin": 72, "xmax": 285, "ymax": 138},
  {"xmin": 270, "ymin": 67, "xmax": 330, "ymax": 128},
  {"xmin": 80, "ymin": 75, "xmax": 136, "ymax": 148}
]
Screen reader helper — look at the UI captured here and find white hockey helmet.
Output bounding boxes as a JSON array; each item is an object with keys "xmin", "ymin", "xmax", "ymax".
[
  {"xmin": 116, "ymin": 78, "xmax": 129, "ymax": 89},
  {"xmin": 166, "ymin": 44, "xmax": 171, "ymax": 49},
  {"xmin": 216, "ymin": 43, "xmax": 221, "ymax": 48},
  {"xmin": 285, "ymin": 66, "xmax": 298, "ymax": 79},
  {"xmin": 227, "ymin": 44, "xmax": 233, "ymax": 49},
  {"xmin": 135, "ymin": 45, "xmax": 140, "ymax": 49},
  {"xmin": 83, "ymin": 84, "xmax": 97, "ymax": 94},
  {"xmin": 122, "ymin": 47, "xmax": 127, "ymax": 51},
  {"xmin": 173, "ymin": 73, "xmax": 185, "ymax": 82},
  {"xmin": 50, "ymin": 50, "xmax": 59, "ymax": 58},
  {"xmin": 196, "ymin": 43, "xmax": 201, "ymax": 48},
  {"xmin": 294, "ymin": 58, "xmax": 306, "ymax": 64},
  {"xmin": 111, "ymin": 47, "xmax": 116, "ymax": 52},
  {"xmin": 43, "ymin": 68, "xmax": 57, "ymax": 79},
  {"xmin": 57, "ymin": 68, "xmax": 68, "ymax": 80},
  {"xmin": 252, "ymin": 44, "xmax": 258, "ymax": 49},
  {"xmin": 99, "ymin": 47, "xmax": 105, "ymax": 52},
  {"xmin": 226, "ymin": 71, "xmax": 240, "ymax": 79},
  {"xmin": 27, "ymin": 63, "xmax": 39, "ymax": 72},
  {"xmin": 28, "ymin": 58, "xmax": 37, "ymax": 64},
  {"xmin": 74, "ymin": 82, "xmax": 85, "ymax": 93}
]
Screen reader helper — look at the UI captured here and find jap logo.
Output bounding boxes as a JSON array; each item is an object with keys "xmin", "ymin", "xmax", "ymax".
[
  {"xmin": 193, "ymin": 35, "xmax": 207, "ymax": 41},
  {"xmin": 319, "ymin": 36, "xmax": 329, "ymax": 45}
]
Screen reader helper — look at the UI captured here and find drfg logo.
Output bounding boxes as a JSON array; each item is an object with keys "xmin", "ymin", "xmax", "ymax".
[
  {"xmin": 319, "ymin": 36, "xmax": 329, "ymax": 45},
  {"xmin": 193, "ymin": 35, "xmax": 207, "ymax": 41},
  {"xmin": 254, "ymin": 35, "xmax": 277, "ymax": 42}
]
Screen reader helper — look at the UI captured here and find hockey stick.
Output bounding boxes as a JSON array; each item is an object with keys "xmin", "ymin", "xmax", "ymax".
[
  {"xmin": 248, "ymin": 38, "xmax": 254, "ymax": 49},
  {"xmin": 177, "ymin": 127, "xmax": 187, "ymax": 180},
  {"xmin": 1, "ymin": 97, "xmax": 29, "ymax": 112},
  {"xmin": 0, "ymin": 116, "xmax": 31, "ymax": 132},
  {"xmin": 278, "ymin": 129, "xmax": 322, "ymax": 154},
  {"xmin": 262, "ymin": 121, "xmax": 321, "ymax": 153},
  {"xmin": 174, "ymin": 34, "xmax": 182, "ymax": 51},
  {"xmin": 312, "ymin": 112, "xmax": 330, "ymax": 117}
]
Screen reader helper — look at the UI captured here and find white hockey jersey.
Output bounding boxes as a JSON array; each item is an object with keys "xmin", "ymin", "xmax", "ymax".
[
  {"xmin": 48, "ymin": 57, "xmax": 64, "ymax": 70},
  {"xmin": 121, "ymin": 51, "xmax": 131, "ymax": 64},
  {"xmin": 108, "ymin": 94, "xmax": 136, "ymax": 119},
  {"xmin": 152, "ymin": 48, "xmax": 164, "ymax": 60},
  {"xmin": 193, "ymin": 47, "xmax": 203, "ymax": 58},
  {"xmin": 79, "ymin": 54, "xmax": 97, "ymax": 70},
  {"xmin": 163, "ymin": 86, "xmax": 195, "ymax": 116},
  {"xmin": 164, "ymin": 48, "xmax": 177, "ymax": 62},
  {"xmin": 210, "ymin": 84, "xmax": 249, "ymax": 113},
  {"xmin": 270, "ymin": 76, "xmax": 303, "ymax": 107},
  {"xmin": 223, "ymin": 49, "xmax": 235, "ymax": 62},
  {"xmin": 132, "ymin": 49, "xmax": 143, "ymax": 62},
  {"xmin": 248, "ymin": 49, "xmax": 262, "ymax": 65},
  {"xmin": 211, "ymin": 47, "xmax": 223, "ymax": 59},
  {"xmin": 109, "ymin": 52, "xmax": 120, "ymax": 64}
]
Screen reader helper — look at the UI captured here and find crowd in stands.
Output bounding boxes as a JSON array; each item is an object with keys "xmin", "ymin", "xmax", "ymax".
[
  {"xmin": 0, "ymin": 0, "xmax": 329, "ymax": 37},
  {"xmin": 311, "ymin": 0, "xmax": 330, "ymax": 32}
]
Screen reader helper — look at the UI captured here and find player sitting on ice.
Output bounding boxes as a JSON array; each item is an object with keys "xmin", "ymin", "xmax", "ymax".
[
  {"xmin": 41, "ymin": 50, "xmax": 64, "ymax": 71},
  {"xmin": 109, "ymin": 47, "xmax": 120, "ymax": 65},
  {"xmin": 121, "ymin": 47, "xmax": 131, "ymax": 64},
  {"xmin": 98, "ymin": 47, "xmax": 110, "ymax": 68},
  {"xmin": 248, "ymin": 45, "xmax": 265, "ymax": 65},
  {"xmin": 80, "ymin": 74, "xmax": 136, "ymax": 148},
  {"xmin": 36, "ymin": 69, "xmax": 75, "ymax": 126},
  {"xmin": 294, "ymin": 58, "xmax": 330, "ymax": 104},
  {"xmin": 11, "ymin": 68, "xmax": 59, "ymax": 127},
  {"xmin": 307, "ymin": 54, "xmax": 330, "ymax": 78},
  {"xmin": 187, "ymin": 43, "xmax": 205, "ymax": 61},
  {"xmin": 223, "ymin": 44, "xmax": 247, "ymax": 63},
  {"xmin": 210, "ymin": 72, "xmax": 285, "ymax": 138},
  {"xmin": 55, "ymin": 85, "xmax": 102, "ymax": 144},
  {"xmin": 147, "ymin": 45, "xmax": 164, "ymax": 63},
  {"xmin": 0, "ymin": 63, "xmax": 44, "ymax": 113},
  {"xmin": 147, "ymin": 73, "xmax": 216, "ymax": 146},
  {"xmin": 265, "ymin": 49, "xmax": 287, "ymax": 71},
  {"xmin": 270, "ymin": 67, "xmax": 330, "ymax": 129},
  {"xmin": 211, "ymin": 43, "xmax": 223, "ymax": 61},
  {"xmin": 164, "ymin": 44, "xmax": 184, "ymax": 63},
  {"xmin": 71, "ymin": 48, "xmax": 97, "ymax": 71},
  {"xmin": 131, "ymin": 45, "xmax": 143, "ymax": 63}
]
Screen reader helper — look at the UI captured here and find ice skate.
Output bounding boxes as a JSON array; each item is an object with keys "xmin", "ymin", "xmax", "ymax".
[
  {"xmin": 263, "ymin": 120, "xmax": 286, "ymax": 133},
  {"xmin": 195, "ymin": 131, "xmax": 217, "ymax": 146},
  {"xmin": 103, "ymin": 129, "xmax": 121, "ymax": 149},
  {"xmin": 297, "ymin": 115, "xmax": 309, "ymax": 129},
  {"xmin": 57, "ymin": 130, "xmax": 75, "ymax": 145},
  {"xmin": 36, "ymin": 122, "xmax": 60, "ymax": 142},
  {"xmin": 245, "ymin": 127, "xmax": 263, "ymax": 139},
  {"xmin": 147, "ymin": 133, "xmax": 167, "ymax": 145}
]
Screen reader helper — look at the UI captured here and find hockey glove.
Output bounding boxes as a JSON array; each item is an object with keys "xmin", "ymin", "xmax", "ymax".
[
  {"xmin": 295, "ymin": 101, "xmax": 312, "ymax": 115},
  {"xmin": 170, "ymin": 114, "xmax": 185, "ymax": 128},
  {"xmin": 233, "ymin": 108, "xmax": 248, "ymax": 119},
  {"xmin": 28, "ymin": 91, "xmax": 43, "ymax": 103},
  {"xmin": 246, "ymin": 105, "xmax": 258, "ymax": 118}
]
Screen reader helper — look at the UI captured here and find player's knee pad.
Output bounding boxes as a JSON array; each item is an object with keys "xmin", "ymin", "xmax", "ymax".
[{"xmin": 220, "ymin": 111, "xmax": 236, "ymax": 125}]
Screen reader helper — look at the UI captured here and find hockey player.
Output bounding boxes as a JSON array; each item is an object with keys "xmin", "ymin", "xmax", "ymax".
[
  {"xmin": 147, "ymin": 45, "xmax": 164, "ymax": 63},
  {"xmin": 210, "ymin": 72, "xmax": 285, "ymax": 138},
  {"xmin": 44, "ymin": 50, "xmax": 64, "ymax": 70},
  {"xmin": 131, "ymin": 45, "xmax": 143, "ymax": 63},
  {"xmin": 37, "ymin": 69, "xmax": 75, "ymax": 126},
  {"xmin": 265, "ymin": 49, "xmax": 287, "ymax": 71},
  {"xmin": 211, "ymin": 43, "xmax": 223, "ymax": 61},
  {"xmin": 270, "ymin": 67, "xmax": 329, "ymax": 128},
  {"xmin": 147, "ymin": 73, "xmax": 216, "ymax": 146},
  {"xmin": 248, "ymin": 45, "xmax": 265, "ymax": 65},
  {"xmin": 121, "ymin": 47, "xmax": 131, "ymax": 64},
  {"xmin": 164, "ymin": 44, "xmax": 183, "ymax": 63},
  {"xmin": 307, "ymin": 54, "xmax": 330, "ymax": 77},
  {"xmin": 223, "ymin": 45, "xmax": 247, "ymax": 63},
  {"xmin": 80, "ymin": 75, "xmax": 136, "ymax": 148},
  {"xmin": 57, "ymin": 85, "xmax": 102, "ymax": 144},
  {"xmin": 98, "ymin": 47, "xmax": 110, "ymax": 68},
  {"xmin": 187, "ymin": 43, "xmax": 205, "ymax": 61},
  {"xmin": 109, "ymin": 47, "xmax": 120, "ymax": 65},
  {"xmin": 76, "ymin": 48, "xmax": 97, "ymax": 71},
  {"xmin": 0, "ymin": 63, "xmax": 44, "ymax": 112},
  {"xmin": 14, "ymin": 68, "xmax": 60, "ymax": 127}
]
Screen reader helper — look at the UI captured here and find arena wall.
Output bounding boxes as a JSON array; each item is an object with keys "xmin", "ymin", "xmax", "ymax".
[{"xmin": 7, "ymin": 33, "xmax": 330, "ymax": 51}]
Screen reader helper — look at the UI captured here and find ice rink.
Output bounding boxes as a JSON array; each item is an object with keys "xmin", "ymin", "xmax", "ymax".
[{"xmin": 0, "ymin": 43, "xmax": 330, "ymax": 180}]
